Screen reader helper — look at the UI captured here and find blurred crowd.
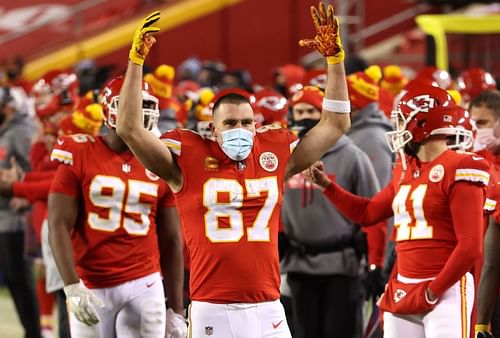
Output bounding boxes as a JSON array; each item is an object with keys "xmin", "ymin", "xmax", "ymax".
[{"xmin": 0, "ymin": 52, "xmax": 498, "ymax": 338}]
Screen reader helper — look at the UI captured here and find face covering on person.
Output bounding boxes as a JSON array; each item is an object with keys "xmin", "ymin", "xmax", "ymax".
[
  {"xmin": 473, "ymin": 128, "xmax": 500, "ymax": 152},
  {"xmin": 219, "ymin": 128, "xmax": 254, "ymax": 161},
  {"xmin": 291, "ymin": 118, "xmax": 319, "ymax": 138}
]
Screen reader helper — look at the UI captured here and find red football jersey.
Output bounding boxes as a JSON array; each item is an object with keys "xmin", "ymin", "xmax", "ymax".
[
  {"xmin": 162, "ymin": 127, "xmax": 298, "ymax": 303},
  {"xmin": 50, "ymin": 134, "xmax": 174, "ymax": 288},
  {"xmin": 390, "ymin": 150, "xmax": 489, "ymax": 279},
  {"xmin": 478, "ymin": 150, "xmax": 500, "ymax": 224}
]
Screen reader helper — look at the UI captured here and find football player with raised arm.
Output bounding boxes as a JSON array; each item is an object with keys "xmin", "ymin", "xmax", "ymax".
[{"xmin": 115, "ymin": 3, "xmax": 350, "ymax": 337}]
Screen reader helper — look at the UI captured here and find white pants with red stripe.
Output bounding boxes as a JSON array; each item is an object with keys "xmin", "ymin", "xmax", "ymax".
[
  {"xmin": 69, "ymin": 272, "xmax": 165, "ymax": 338},
  {"xmin": 383, "ymin": 272, "xmax": 474, "ymax": 338},
  {"xmin": 189, "ymin": 299, "xmax": 291, "ymax": 338}
]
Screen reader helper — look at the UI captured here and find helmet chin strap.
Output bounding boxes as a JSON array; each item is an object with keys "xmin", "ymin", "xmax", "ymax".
[{"xmin": 398, "ymin": 142, "xmax": 422, "ymax": 183}]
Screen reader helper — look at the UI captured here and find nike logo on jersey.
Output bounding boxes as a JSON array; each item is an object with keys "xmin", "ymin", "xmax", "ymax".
[
  {"xmin": 472, "ymin": 156, "xmax": 483, "ymax": 160},
  {"xmin": 272, "ymin": 320, "xmax": 283, "ymax": 329},
  {"xmin": 146, "ymin": 281, "xmax": 156, "ymax": 288},
  {"xmin": 57, "ymin": 139, "xmax": 64, "ymax": 145}
]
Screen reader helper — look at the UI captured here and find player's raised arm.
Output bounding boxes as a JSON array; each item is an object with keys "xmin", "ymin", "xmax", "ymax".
[
  {"xmin": 116, "ymin": 12, "xmax": 182, "ymax": 189},
  {"xmin": 286, "ymin": 2, "xmax": 350, "ymax": 179}
]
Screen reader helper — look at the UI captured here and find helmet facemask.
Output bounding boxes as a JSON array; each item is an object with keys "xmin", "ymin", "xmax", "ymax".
[
  {"xmin": 447, "ymin": 127, "xmax": 474, "ymax": 151},
  {"xmin": 104, "ymin": 91, "xmax": 159, "ymax": 131},
  {"xmin": 385, "ymin": 109, "xmax": 414, "ymax": 153}
]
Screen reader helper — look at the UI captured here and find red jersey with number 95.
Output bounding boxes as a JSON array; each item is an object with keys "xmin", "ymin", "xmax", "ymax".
[
  {"xmin": 162, "ymin": 127, "xmax": 298, "ymax": 303},
  {"xmin": 391, "ymin": 150, "xmax": 489, "ymax": 278},
  {"xmin": 50, "ymin": 134, "xmax": 174, "ymax": 288}
]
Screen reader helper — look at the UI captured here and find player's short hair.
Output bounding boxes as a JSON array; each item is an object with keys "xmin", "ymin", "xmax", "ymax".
[
  {"xmin": 469, "ymin": 90, "xmax": 500, "ymax": 119},
  {"xmin": 212, "ymin": 93, "xmax": 251, "ymax": 115}
]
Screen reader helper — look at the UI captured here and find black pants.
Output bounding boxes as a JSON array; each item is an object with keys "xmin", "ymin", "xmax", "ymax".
[
  {"xmin": 287, "ymin": 272, "xmax": 363, "ymax": 338},
  {"xmin": 0, "ymin": 232, "xmax": 42, "ymax": 338},
  {"xmin": 55, "ymin": 290, "xmax": 70, "ymax": 338}
]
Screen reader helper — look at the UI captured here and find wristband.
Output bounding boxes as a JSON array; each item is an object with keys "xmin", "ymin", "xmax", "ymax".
[
  {"xmin": 322, "ymin": 99, "xmax": 350, "ymax": 113},
  {"xmin": 475, "ymin": 324, "xmax": 491, "ymax": 332}
]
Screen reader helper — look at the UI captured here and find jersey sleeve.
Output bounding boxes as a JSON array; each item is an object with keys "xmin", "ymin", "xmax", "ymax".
[
  {"xmin": 49, "ymin": 135, "xmax": 85, "ymax": 197},
  {"xmin": 323, "ymin": 178, "xmax": 395, "ymax": 227},
  {"xmin": 159, "ymin": 183, "xmax": 176, "ymax": 208},
  {"xmin": 161, "ymin": 129, "xmax": 182, "ymax": 158},
  {"xmin": 50, "ymin": 136, "xmax": 76, "ymax": 166},
  {"xmin": 24, "ymin": 170, "xmax": 57, "ymax": 182},
  {"xmin": 50, "ymin": 164, "xmax": 81, "ymax": 197},
  {"xmin": 12, "ymin": 178, "xmax": 53, "ymax": 202},
  {"xmin": 428, "ymin": 181, "xmax": 485, "ymax": 297},
  {"xmin": 29, "ymin": 141, "xmax": 48, "ymax": 170},
  {"xmin": 453, "ymin": 155, "xmax": 490, "ymax": 188}
]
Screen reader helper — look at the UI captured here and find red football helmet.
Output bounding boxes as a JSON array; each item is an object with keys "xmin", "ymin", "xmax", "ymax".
[
  {"xmin": 100, "ymin": 76, "xmax": 159, "ymax": 131},
  {"xmin": 31, "ymin": 70, "xmax": 79, "ymax": 118},
  {"xmin": 253, "ymin": 89, "xmax": 288, "ymax": 126},
  {"xmin": 456, "ymin": 67, "xmax": 497, "ymax": 103},
  {"xmin": 386, "ymin": 85, "xmax": 459, "ymax": 153},
  {"xmin": 414, "ymin": 66, "xmax": 452, "ymax": 90},
  {"xmin": 447, "ymin": 106, "xmax": 475, "ymax": 151}
]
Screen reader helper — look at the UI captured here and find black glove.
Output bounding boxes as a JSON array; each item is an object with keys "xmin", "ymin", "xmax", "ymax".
[
  {"xmin": 477, "ymin": 332, "xmax": 494, "ymax": 338},
  {"xmin": 364, "ymin": 265, "xmax": 385, "ymax": 300}
]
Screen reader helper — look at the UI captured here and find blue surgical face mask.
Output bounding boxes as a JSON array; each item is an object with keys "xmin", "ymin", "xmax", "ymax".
[{"xmin": 219, "ymin": 128, "xmax": 254, "ymax": 161}]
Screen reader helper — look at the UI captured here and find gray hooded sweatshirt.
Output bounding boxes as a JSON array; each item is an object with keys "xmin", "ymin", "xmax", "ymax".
[
  {"xmin": 0, "ymin": 113, "xmax": 35, "ymax": 233},
  {"xmin": 281, "ymin": 135, "xmax": 380, "ymax": 276},
  {"xmin": 347, "ymin": 102, "xmax": 393, "ymax": 188}
]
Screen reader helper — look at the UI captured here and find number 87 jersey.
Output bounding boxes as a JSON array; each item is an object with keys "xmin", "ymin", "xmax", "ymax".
[
  {"xmin": 391, "ymin": 150, "xmax": 490, "ymax": 279},
  {"xmin": 162, "ymin": 127, "xmax": 298, "ymax": 303},
  {"xmin": 50, "ymin": 134, "xmax": 174, "ymax": 288}
]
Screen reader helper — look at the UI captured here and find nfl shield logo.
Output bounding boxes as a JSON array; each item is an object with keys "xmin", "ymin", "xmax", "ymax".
[
  {"xmin": 122, "ymin": 163, "xmax": 131, "ymax": 173},
  {"xmin": 204, "ymin": 326, "xmax": 213, "ymax": 335}
]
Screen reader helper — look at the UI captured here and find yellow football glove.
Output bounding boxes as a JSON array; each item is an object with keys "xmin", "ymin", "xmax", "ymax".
[
  {"xmin": 475, "ymin": 324, "xmax": 494, "ymax": 338},
  {"xmin": 129, "ymin": 11, "xmax": 161, "ymax": 66},
  {"xmin": 299, "ymin": 2, "xmax": 344, "ymax": 65}
]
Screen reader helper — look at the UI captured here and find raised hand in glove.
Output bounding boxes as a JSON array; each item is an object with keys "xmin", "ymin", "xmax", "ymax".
[
  {"xmin": 129, "ymin": 11, "xmax": 161, "ymax": 65},
  {"xmin": 476, "ymin": 324, "xmax": 494, "ymax": 338},
  {"xmin": 299, "ymin": 2, "xmax": 344, "ymax": 64},
  {"xmin": 64, "ymin": 281, "xmax": 105, "ymax": 326},
  {"xmin": 166, "ymin": 308, "xmax": 188, "ymax": 338}
]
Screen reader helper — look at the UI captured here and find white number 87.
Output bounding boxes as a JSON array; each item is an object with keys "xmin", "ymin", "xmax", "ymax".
[{"xmin": 203, "ymin": 177, "xmax": 279, "ymax": 243}]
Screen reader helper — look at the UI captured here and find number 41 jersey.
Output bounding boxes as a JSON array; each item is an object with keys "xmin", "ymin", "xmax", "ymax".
[
  {"xmin": 391, "ymin": 150, "xmax": 489, "ymax": 279},
  {"xmin": 162, "ymin": 127, "xmax": 298, "ymax": 303},
  {"xmin": 50, "ymin": 134, "xmax": 174, "ymax": 288}
]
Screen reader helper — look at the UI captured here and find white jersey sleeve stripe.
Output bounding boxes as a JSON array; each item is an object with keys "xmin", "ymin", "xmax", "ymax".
[
  {"xmin": 162, "ymin": 138, "xmax": 181, "ymax": 156},
  {"xmin": 484, "ymin": 198, "xmax": 497, "ymax": 212},
  {"xmin": 289, "ymin": 139, "xmax": 299, "ymax": 154},
  {"xmin": 455, "ymin": 169, "xmax": 490, "ymax": 186},
  {"xmin": 50, "ymin": 149, "xmax": 73, "ymax": 165}
]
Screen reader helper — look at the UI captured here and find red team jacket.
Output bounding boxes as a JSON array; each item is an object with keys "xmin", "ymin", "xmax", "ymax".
[
  {"xmin": 162, "ymin": 127, "xmax": 298, "ymax": 303},
  {"xmin": 50, "ymin": 134, "xmax": 174, "ymax": 288}
]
